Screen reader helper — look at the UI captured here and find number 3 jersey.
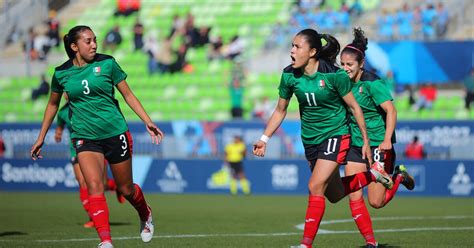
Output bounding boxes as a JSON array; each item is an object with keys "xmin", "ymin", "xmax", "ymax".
[
  {"xmin": 51, "ymin": 54, "xmax": 128, "ymax": 140},
  {"xmin": 278, "ymin": 61, "xmax": 352, "ymax": 145}
]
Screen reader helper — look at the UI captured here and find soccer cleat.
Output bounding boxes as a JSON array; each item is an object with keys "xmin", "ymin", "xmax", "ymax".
[
  {"xmin": 83, "ymin": 220, "xmax": 94, "ymax": 228},
  {"xmin": 140, "ymin": 206, "xmax": 154, "ymax": 242},
  {"xmin": 370, "ymin": 161, "xmax": 393, "ymax": 189},
  {"xmin": 97, "ymin": 241, "xmax": 113, "ymax": 248},
  {"xmin": 290, "ymin": 244, "xmax": 311, "ymax": 248},
  {"xmin": 395, "ymin": 165, "xmax": 415, "ymax": 190},
  {"xmin": 366, "ymin": 242, "xmax": 378, "ymax": 248}
]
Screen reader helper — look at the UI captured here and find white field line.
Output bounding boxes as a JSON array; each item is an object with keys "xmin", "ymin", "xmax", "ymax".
[{"xmin": 0, "ymin": 215, "xmax": 471, "ymax": 243}]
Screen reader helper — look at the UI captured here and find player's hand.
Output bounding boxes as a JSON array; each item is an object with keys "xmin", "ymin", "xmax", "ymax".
[
  {"xmin": 378, "ymin": 140, "xmax": 392, "ymax": 152},
  {"xmin": 146, "ymin": 122, "xmax": 164, "ymax": 144},
  {"xmin": 362, "ymin": 142, "xmax": 373, "ymax": 165},
  {"xmin": 31, "ymin": 140, "xmax": 44, "ymax": 160},
  {"xmin": 253, "ymin": 140, "xmax": 267, "ymax": 157}
]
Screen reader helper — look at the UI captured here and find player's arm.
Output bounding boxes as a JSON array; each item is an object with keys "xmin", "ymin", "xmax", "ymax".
[
  {"xmin": 253, "ymin": 97, "xmax": 289, "ymax": 157},
  {"xmin": 116, "ymin": 80, "xmax": 163, "ymax": 144},
  {"xmin": 378, "ymin": 100, "xmax": 397, "ymax": 151},
  {"xmin": 31, "ymin": 91, "xmax": 62, "ymax": 159},
  {"xmin": 342, "ymin": 92, "xmax": 372, "ymax": 164}
]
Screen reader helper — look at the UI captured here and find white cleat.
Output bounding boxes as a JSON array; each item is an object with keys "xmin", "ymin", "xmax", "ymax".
[
  {"xmin": 290, "ymin": 245, "xmax": 310, "ymax": 248},
  {"xmin": 140, "ymin": 206, "xmax": 154, "ymax": 242},
  {"xmin": 370, "ymin": 161, "xmax": 393, "ymax": 189},
  {"xmin": 97, "ymin": 241, "xmax": 113, "ymax": 248}
]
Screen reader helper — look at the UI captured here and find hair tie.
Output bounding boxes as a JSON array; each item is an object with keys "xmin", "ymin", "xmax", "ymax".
[
  {"xmin": 320, "ymin": 37, "xmax": 328, "ymax": 47},
  {"xmin": 346, "ymin": 45, "xmax": 364, "ymax": 56}
]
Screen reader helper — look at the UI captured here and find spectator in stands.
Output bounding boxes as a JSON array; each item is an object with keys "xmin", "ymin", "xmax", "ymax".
[
  {"xmin": 31, "ymin": 25, "xmax": 162, "ymax": 248},
  {"xmin": 396, "ymin": 3, "xmax": 413, "ymax": 40},
  {"xmin": 169, "ymin": 43, "xmax": 189, "ymax": 74},
  {"xmin": 195, "ymin": 26, "xmax": 211, "ymax": 48},
  {"xmin": 169, "ymin": 14, "xmax": 185, "ymax": 37},
  {"xmin": 133, "ymin": 18, "xmax": 144, "ymax": 51},
  {"xmin": 412, "ymin": 5, "xmax": 424, "ymax": 40},
  {"xmin": 208, "ymin": 35, "xmax": 223, "ymax": 61},
  {"xmin": 229, "ymin": 58, "xmax": 245, "ymax": 119},
  {"xmin": 435, "ymin": 2, "xmax": 449, "ymax": 39},
  {"xmin": 143, "ymin": 35, "xmax": 160, "ymax": 74},
  {"xmin": 377, "ymin": 10, "xmax": 395, "ymax": 41},
  {"xmin": 252, "ymin": 96, "xmax": 274, "ymax": 121},
  {"xmin": 225, "ymin": 35, "xmax": 244, "ymax": 60},
  {"xmin": 114, "ymin": 0, "xmax": 140, "ymax": 17},
  {"xmin": 155, "ymin": 35, "xmax": 174, "ymax": 74},
  {"xmin": 46, "ymin": 10, "xmax": 61, "ymax": 48},
  {"xmin": 463, "ymin": 68, "xmax": 474, "ymax": 110},
  {"xmin": 31, "ymin": 74, "xmax": 50, "ymax": 100},
  {"xmin": 404, "ymin": 135, "xmax": 425, "ymax": 159},
  {"xmin": 224, "ymin": 135, "xmax": 250, "ymax": 195},
  {"xmin": 0, "ymin": 135, "xmax": 5, "ymax": 158},
  {"xmin": 103, "ymin": 25, "xmax": 122, "ymax": 52},
  {"xmin": 24, "ymin": 27, "xmax": 51, "ymax": 61},
  {"xmin": 421, "ymin": 3, "xmax": 437, "ymax": 40},
  {"xmin": 414, "ymin": 83, "xmax": 437, "ymax": 111}
]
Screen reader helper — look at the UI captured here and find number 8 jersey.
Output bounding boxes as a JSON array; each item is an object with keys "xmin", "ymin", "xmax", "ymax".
[{"xmin": 51, "ymin": 54, "xmax": 128, "ymax": 140}]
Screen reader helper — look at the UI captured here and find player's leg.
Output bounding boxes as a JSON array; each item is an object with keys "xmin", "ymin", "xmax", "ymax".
[
  {"xmin": 103, "ymin": 160, "xmax": 125, "ymax": 203},
  {"xmin": 73, "ymin": 158, "xmax": 94, "ymax": 228},
  {"xmin": 235, "ymin": 162, "xmax": 250, "ymax": 195},
  {"xmin": 345, "ymin": 160, "xmax": 377, "ymax": 247},
  {"xmin": 229, "ymin": 162, "xmax": 239, "ymax": 195},
  {"xmin": 77, "ymin": 150, "xmax": 111, "ymax": 244},
  {"xmin": 107, "ymin": 131, "xmax": 153, "ymax": 243}
]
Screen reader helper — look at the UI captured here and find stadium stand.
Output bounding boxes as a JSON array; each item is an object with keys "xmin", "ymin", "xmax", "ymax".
[{"xmin": 0, "ymin": 0, "xmax": 473, "ymax": 122}]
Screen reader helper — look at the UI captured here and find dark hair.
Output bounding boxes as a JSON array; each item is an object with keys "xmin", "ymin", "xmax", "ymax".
[
  {"xmin": 296, "ymin": 29, "xmax": 340, "ymax": 65},
  {"xmin": 341, "ymin": 27, "xmax": 368, "ymax": 64},
  {"xmin": 63, "ymin": 25, "xmax": 92, "ymax": 59}
]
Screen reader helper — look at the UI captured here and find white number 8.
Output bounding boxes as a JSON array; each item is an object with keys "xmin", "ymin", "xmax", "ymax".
[
  {"xmin": 373, "ymin": 148, "xmax": 381, "ymax": 162},
  {"xmin": 82, "ymin": 80, "xmax": 90, "ymax": 95}
]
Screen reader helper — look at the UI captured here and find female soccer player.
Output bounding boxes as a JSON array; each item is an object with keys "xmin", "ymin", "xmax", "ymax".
[
  {"xmin": 253, "ymin": 28, "xmax": 393, "ymax": 248},
  {"xmin": 31, "ymin": 25, "xmax": 164, "ymax": 248},
  {"xmin": 340, "ymin": 27, "xmax": 415, "ymax": 248},
  {"xmin": 54, "ymin": 95, "xmax": 125, "ymax": 229}
]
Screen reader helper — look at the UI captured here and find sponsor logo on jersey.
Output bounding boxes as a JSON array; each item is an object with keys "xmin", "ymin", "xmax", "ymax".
[
  {"xmin": 359, "ymin": 86, "xmax": 363, "ymax": 94},
  {"xmin": 76, "ymin": 140, "xmax": 84, "ymax": 148}
]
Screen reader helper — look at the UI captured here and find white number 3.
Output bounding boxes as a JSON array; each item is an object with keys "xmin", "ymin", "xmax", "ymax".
[{"xmin": 82, "ymin": 80, "xmax": 90, "ymax": 95}]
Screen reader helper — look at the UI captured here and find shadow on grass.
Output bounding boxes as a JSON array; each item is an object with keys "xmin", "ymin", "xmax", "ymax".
[
  {"xmin": 359, "ymin": 244, "xmax": 401, "ymax": 248},
  {"xmin": 0, "ymin": 231, "xmax": 28, "ymax": 237}
]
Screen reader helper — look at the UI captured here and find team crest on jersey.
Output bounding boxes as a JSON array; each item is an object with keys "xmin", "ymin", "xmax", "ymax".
[
  {"xmin": 319, "ymin": 80, "xmax": 325, "ymax": 87},
  {"xmin": 93, "ymin": 66, "xmax": 101, "ymax": 75},
  {"xmin": 359, "ymin": 86, "xmax": 363, "ymax": 94}
]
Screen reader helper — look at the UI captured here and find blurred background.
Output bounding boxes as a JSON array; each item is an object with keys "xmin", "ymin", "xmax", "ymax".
[{"xmin": 0, "ymin": 0, "xmax": 473, "ymax": 195}]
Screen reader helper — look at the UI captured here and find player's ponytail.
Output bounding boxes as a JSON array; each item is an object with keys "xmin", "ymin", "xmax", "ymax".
[
  {"xmin": 296, "ymin": 29, "xmax": 340, "ymax": 65},
  {"xmin": 318, "ymin": 33, "xmax": 340, "ymax": 65},
  {"xmin": 63, "ymin": 25, "xmax": 92, "ymax": 59},
  {"xmin": 341, "ymin": 27, "xmax": 368, "ymax": 64}
]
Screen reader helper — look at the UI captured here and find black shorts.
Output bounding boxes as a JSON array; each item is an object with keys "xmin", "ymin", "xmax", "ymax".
[
  {"xmin": 305, "ymin": 134, "xmax": 351, "ymax": 171},
  {"xmin": 71, "ymin": 156, "xmax": 78, "ymax": 165},
  {"xmin": 73, "ymin": 131, "xmax": 133, "ymax": 164},
  {"xmin": 229, "ymin": 162, "xmax": 243, "ymax": 175},
  {"xmin": 346, "ymin": 146, "xmax": 396, "ymax": 174}
]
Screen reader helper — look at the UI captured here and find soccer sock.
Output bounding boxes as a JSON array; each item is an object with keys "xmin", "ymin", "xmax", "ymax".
[
  {"xmin": 350, "ymin": 198, "xmax": 376, "ymax": 245},
  {"xmin": 106, "ymin": 178, "xmax": 117, "ymax": 191},
  {"xmin": 230, "ymin": 178, "xmax": 238, "ymax": 195},
  {"xmin": 126, "ymin": 184, "xmax": 151, "ymax": 221},
  {"xmin": 79, "ymin": 187, "xmax": 90, "ymax": 216},
  {"xmin": 383, "ymin": 174, "xmax": 403, "ymax": 205},
  {"xmin": 301, "ymin": 195, "xmax": 325, "ymax": 247},
  {"xmin": 240, "ymin": 178, "xmax": 250, "ymax": 195},
  {"xmin": 341, "ymin": 171, "xmax": 373, "ymax": 196},
  {"xmin": 88, "ymin": 194, "xmax": 111, "ymax": 243}
]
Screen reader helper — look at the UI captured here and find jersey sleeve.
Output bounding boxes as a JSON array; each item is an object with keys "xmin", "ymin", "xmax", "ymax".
[
  {"xmin": 50, "ymin": 73, "xmax": 63, "ymax": 93},
  {"xmin": 368, "ymin": 79, "xmax": 393, "ymax": 106},
  {"xmin": 278, "ymin": 73, "xmax": 293, "ymax": 100},
  {"xmin": 332, "ymin": 69, "xmax": 352, "ymax": 97},
  {"xmin": 110, "ymin": 59, "xmax": 127, "ymax": 86}
]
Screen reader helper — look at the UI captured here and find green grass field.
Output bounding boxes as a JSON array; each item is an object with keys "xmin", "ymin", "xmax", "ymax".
[{"xmin": 0, "ymin": 192, "xmax": 473, "ymax": 248}]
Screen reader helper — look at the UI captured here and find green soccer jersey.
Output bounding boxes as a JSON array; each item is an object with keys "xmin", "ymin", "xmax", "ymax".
[
  {"xmin": 279, "ymin": 64, "xmax": 352, "ymax": 145},
  {"xmin": 349, "ymin": 71, "xmax": 395, "ymax": 147},
  {"xmin": 56, "ymin": 102, "xmax": 76, "ymax": 158},
  {"xmin": 51, "ymin": 54, "xmax": 128, "ymax": 140}
]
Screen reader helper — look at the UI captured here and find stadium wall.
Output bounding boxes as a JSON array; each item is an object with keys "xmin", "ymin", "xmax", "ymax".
[{"xmin": 0, "ymin": 157, "xmax": 473, "ymax": 197}]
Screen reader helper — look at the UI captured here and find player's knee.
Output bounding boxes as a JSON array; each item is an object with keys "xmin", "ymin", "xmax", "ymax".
[
  {"xmin": 308, "ymin": 181, "xmax": 324, "ymax": 195},
  {"xmin": 87, "ymin": 181, "xmax": 105, "ymax": 194},
  {"xmin": 118, "ymin": 183, "xmax": 135, "ymax": 197},
  {"xmin": 368, "ymin": 198, "xmax": 385, "ymax": 209}
]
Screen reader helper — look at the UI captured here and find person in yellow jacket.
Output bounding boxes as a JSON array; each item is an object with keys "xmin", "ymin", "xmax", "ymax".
[{"xmin": 225, "ymin": 135, "xmax": 250, "ymax": 195}]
